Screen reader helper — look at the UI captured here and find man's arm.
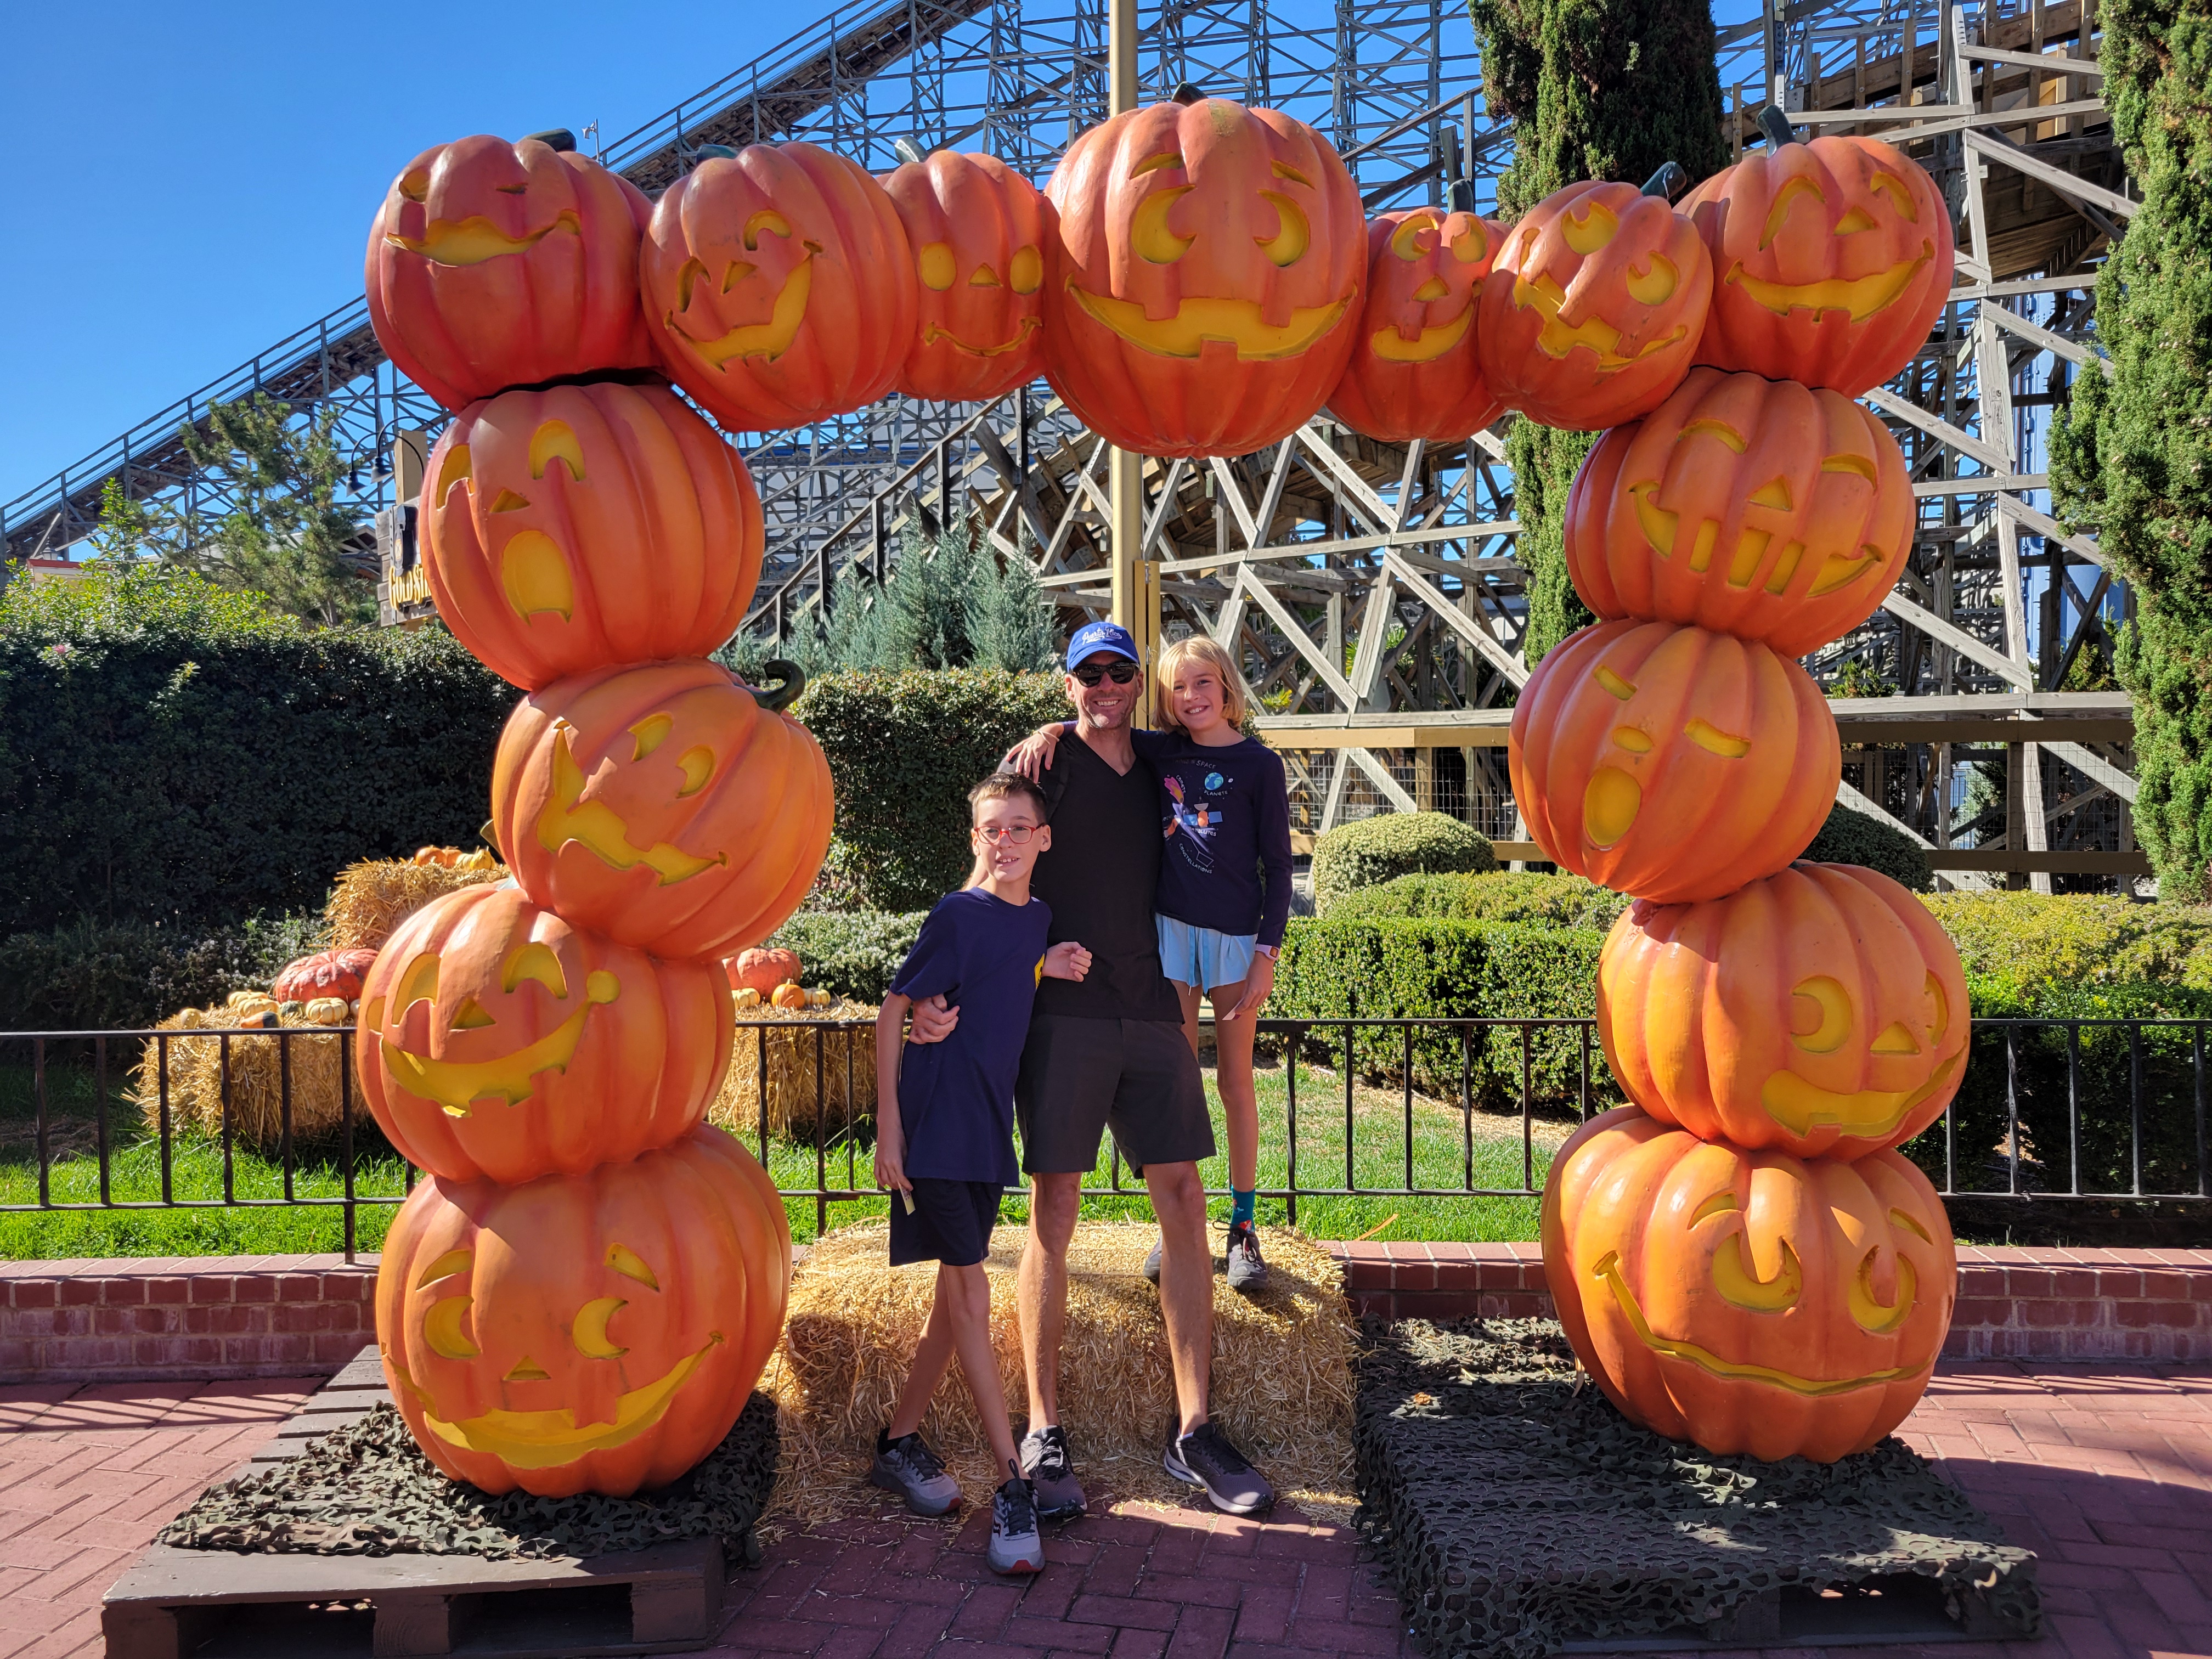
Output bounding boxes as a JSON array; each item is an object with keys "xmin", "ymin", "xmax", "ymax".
[{"xmin": 907, "ymin": 993, "xmax": 958, "ymax": 1043}]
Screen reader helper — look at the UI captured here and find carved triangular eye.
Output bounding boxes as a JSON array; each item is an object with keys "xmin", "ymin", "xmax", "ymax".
[{"xmin": 606, "ymin": 1243, "xmax": 661, "ymax": 1290}]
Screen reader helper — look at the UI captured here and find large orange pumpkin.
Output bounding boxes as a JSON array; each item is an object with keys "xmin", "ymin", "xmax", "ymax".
[
  {"xmin": 1600, "ymin": 862, "xmax": 1970, "ymax": 1161},
  {"xmin": 1509, "ymin": 619, "xmax": 1838, "ymax": 902},
  {"xmin": 492, "ymin": 658, "xmax": 834, "ymax": 962},
  {"xmin": 726, "ymin": 947, "xmax": 802, "ymax": 996},
  {"xmin": 883, "ymin": 151, "xmax": 1052, "ymax": 403},
  {"xmin": 641, "ymin": 143, "xmax": 917, "ymax": 432},
  {"xmin": 1477, "ymin": 177, "xmax": 1712, "ymax": 430},
  {"xmin": 1042, "ymin": 95, "xmax": 1365, "ymax": 457},
  {"xmin": 422, "ymin": 381, "xmax": 765, "ymax": 691},
  {"xmin": 376, "ymin": 1124, "xmax": 790, "ymax": 1497},
  {"xmin": 1564, "ymin": 367, "xmax": 1911, "ymax": 655},
  {"xmin": 1326, "ymin": 207, "xmax": 1506, "ymax": 444},
  {"xmin": 1542, "ymin": 1107, "xmax": 1956, "ymax": 1463},
  {"xmin": 365, "ymin": 134, "xmax": 656, "ymax": 412},
  {"xmin": 1682, "ymin": 121, "xmax": 1954, "ymax": 397},
  {"xmin": 355, "ymin": 885, "xmax": 731, "ymax": 1185}
]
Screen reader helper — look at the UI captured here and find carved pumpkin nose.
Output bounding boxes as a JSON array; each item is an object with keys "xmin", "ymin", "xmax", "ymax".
[{"xmin": 1870, "ymin": 1022, "xmax": 1922, "ymax": 1056}]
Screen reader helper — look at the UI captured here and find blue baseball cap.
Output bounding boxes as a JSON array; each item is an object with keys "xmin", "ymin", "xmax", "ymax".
[{"xmin": 1065, "ymin": 621, "xmax": 1141, "ymax": 671}]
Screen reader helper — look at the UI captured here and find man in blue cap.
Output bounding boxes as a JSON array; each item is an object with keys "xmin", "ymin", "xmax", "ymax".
[{"xmin": 908, "ymin": 620, "xmax": 1276, "ymax": 1522}]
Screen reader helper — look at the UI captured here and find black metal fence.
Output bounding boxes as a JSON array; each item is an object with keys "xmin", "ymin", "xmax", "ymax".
[{"xmin": 3, "ymin": 1014, "xmax": 2207, "ymax": 1259}]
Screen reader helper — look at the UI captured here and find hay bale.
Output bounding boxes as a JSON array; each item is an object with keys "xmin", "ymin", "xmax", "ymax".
[
  {"xmin": 130, "ymin": 1001, "xmax": 356, "ymax": 1148},
  {"xmin": 762, "ymin": 1220, "xmax": 1355, "ymax": 1525},
  {"xmin": 712, "ymin": 1006, "xmax": 878, "ymax": 1144},
  {"xmin": 326, "ymin": 859, "xmax": 505, "ymax": 952}
]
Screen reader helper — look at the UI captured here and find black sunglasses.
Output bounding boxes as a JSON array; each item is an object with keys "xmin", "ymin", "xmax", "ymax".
[{"xmin": 1071, "ymin": 661, "xmax": 1141, "ymax": 686}]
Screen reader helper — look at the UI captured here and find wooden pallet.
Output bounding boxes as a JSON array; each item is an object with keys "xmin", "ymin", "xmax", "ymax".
[{"xmin": 102, "ymin": 1348, "xmax": 727, "ymax": 1659}]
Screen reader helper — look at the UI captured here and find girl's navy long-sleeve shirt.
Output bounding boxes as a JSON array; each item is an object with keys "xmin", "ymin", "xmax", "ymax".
[{"xmin": 1129, "ymin": 729, "xmax": 1293, "ymax": 948}]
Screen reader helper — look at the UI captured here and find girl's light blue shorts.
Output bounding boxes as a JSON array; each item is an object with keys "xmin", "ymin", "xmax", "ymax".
[{"xmin": 1155, "ymin": 915, "xmax": 1258, "ymax": 994}]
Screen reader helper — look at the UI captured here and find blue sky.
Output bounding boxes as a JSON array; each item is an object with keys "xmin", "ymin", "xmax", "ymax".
[{"xmin": 0, "ymin": 2, "xmax": 794, "ymax": 501}]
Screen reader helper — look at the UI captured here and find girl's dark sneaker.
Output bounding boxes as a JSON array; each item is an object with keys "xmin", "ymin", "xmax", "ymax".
[
  {"xmin": 868, "ymin": 1429, "xmax": 960, "ymax": 1515},
  {"xmin": 989, "ymin": 1476, "xmax": 1046, "ymax": 1574},
  {"xmin": 1224, "ymin": 1219, "xmax": 1267, "ymax": 1291},
  {"xmin": 1019, "ymin": 1423, "xmax": 1087, "ymax": 1519},
  {"xmin": 1163, "ymin": 1420, "xmax": 1276, "ymax": 1515}
]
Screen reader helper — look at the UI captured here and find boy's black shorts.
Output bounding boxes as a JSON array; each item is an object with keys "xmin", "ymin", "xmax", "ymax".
[{"xmin": 888, "ymin": 1177, "xmax": 1005, "ymax": 1268}]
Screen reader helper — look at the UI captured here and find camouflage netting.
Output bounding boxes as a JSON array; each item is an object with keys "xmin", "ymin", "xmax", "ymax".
[
  {"xmin": 1355, "ymin": 1319, "xmax": 2039, "ymax": 1659},
  {"xmin": 156, "ymin": 1395, "xmax": 777, "ymax": 1566}
]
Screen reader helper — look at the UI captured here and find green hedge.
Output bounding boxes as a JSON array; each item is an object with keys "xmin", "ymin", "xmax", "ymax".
[
  {"xmin": 1329, "ymin": 870, "xmax": 1632, "ymax": 932},
  {"xmin": 1803, "ymin": 801, "xmax": 1932, "ymax": 891},
  {"xmin": 1311, "ymin": 811, "xmax": 1497, "ymax": 912},
  {"xmin": 791, "ymin": 669, "xmax": 1068, "ymax": 912},
  {"xmin": 1920, "ymin": 890, "xmax": 2212, "ymax": 991},
  {"xmin": 0, "ymin": 913, "xmax": 326, "ymax": 1031},
  {"xmin": 1, "ymin": 576, "xmax": 511, "ymax": 933},
  {"xmin": 765, "ymin": 910, "xmax": 927, "ymax": 1004}
]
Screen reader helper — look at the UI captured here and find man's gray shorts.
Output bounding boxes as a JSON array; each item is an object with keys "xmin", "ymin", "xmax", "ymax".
[{"xmin": 1014, "ymin": 1014, "xmax": 1214, "ymax": 1176}]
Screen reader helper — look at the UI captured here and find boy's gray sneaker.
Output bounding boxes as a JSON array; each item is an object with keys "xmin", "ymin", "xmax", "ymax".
[
  {"xmin": 1019, "ymin": 1423, "xmax": 1086, "ymax": 1519},
  {"xmin": 1163, "ymin": 1420, "xmax": 1275, "ymax": 1516},
  {"xmin": 988, "ymin": 1476, "xmax": 1045, "ymax": 1574},
  {"xmin": 1224, "ymin": 1220, "xmax": 1268, "ymax": 1293},
  {"xmin": 1142, "ymin": 1236, "xmax": 1163, "ymax": 1284},
  {"xmin": 868, "ymin": 1429, "xmax": 960, "ymax": 1515}
]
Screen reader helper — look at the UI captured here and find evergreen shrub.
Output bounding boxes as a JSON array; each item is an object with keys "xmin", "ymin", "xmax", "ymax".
[
  {"xmin": 1311, "ymin": 812, "xmax": 1498, "ymax": 912},
  {"xmin": 0, "ymin": 913, "xmax": 327, "ymax": 1031},
  {"xmin": 1329, "ymin": 870, "xmax": 1632, "ymax": 931},
  {"xmin": 765, "ymin": 910, "xmax": 928, "ymax": 1004},
  {"xmin": 1803, "ymin": 802, "xmax": 1931, "ymax": 891},
  {"xmin": 1918, "ymin": 891, "xmax": 2212, "ymax": 991}
]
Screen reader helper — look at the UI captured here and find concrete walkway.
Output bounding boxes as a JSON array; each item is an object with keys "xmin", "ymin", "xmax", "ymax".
[{"xmin": 3, "ymin": 1363, "xmax": 2208, "ymax": 1659}]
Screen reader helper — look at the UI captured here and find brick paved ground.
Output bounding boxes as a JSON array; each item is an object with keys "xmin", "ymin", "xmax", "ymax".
[{"xmin": 2, "ymin": 1363, "xmax": 2207, "ymax": 1659}]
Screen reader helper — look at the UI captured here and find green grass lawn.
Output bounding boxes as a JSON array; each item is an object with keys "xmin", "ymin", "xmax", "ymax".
[{"xmin": 1, "ymin": 1053, "xmax": 1565, "ymax": 1260}]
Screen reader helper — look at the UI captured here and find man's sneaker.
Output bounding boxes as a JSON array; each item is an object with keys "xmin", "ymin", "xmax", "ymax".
[
  {"xmin": 1163, "ymin": 1420, "xmax": 1276, "ymax": 1516},
  {"xmin": 1224, "ymin": 1219, "xmax": 1268, "ymax": 1293},
  {"xmin": 868, "ymin": 1429, "xmax": 960, "ymax": 1515},
  {"xmin": 1019, "ymin": 1423, "xmax": 1087, "ymax": 1520},
  {"xmin": 1142, "ymin": 1236, "xmax": 1163, "ymax": 1284},
  {"xmin": 988, "ymin": 1476, "xmax": 1045, "ymax": 1574}
]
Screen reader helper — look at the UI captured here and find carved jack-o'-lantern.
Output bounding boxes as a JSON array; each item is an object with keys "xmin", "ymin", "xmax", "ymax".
[
  {"xmin": 1683, "ymin": 119, "xmax": 1954, "ymax": 397},
  {"xmin": 376, "ymin": 1124, "xmax": 791, "ymax": 1497},
  {"xmin": 422, "ymin": 382, "xmax": 765, "ymax": 691},
  {"xmin": 883, "ymin": 151, "xmax": 1053, "ymax": 403},
  {"xmin": 1509, "ymin": 619, "xmax": 1838, "ymax": 902},
  {"xmin": 355, "ymin": 884, "xmax": 731, "ymax": 1185},
  {"xmin": 1543, "ymin": 1106, "xmax": 1956, "ymax": 1463},
  {"xmin": 1564, "ymin": 367, "xmax": 1912, "ymax": 655},
  {"xmin": 1327, "ymin": 207, "xmax": 1506, "ymax": 444},
  {"xmin": 492, "ymin": 658, "xmax": 834, "ymax": 962},
  {"xmin": 640, "ymin": 142, "xmax": 917, "ymax": 432},
  {"xmin": 1042, "ymin": 95, "xmax": 1365, "ymax": 457},
  {"xmin": 365, "ymin": 133, "xmax": 656, "ymax": 412},
  {"xmin": 1477, "ymin": 177, "xmax": 1713, "ymax": 431},
  {"xmin": 1600, "ymin": 862, "xmax": 1970, "ymax": 1161}
]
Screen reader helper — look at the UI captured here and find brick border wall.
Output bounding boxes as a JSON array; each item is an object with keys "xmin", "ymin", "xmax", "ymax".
[
  {"xmin": 1321, "ymin": 1242, "xmax": 2212, "ymax": 1362},
  {"xmin": 5, "ymin": 1242, "xmax": 2209, "ymax": 1381}
]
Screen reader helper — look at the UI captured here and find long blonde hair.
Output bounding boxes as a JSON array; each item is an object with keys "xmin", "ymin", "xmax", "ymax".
[{"xmin": 1156, "ymin": 635, "xmax": 1251, "ymax": 735}]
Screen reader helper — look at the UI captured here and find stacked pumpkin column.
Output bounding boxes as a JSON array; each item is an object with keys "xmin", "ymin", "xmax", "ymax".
[
  {"xmin": 352, "ymin": 131, "xmax": 832, "ymax": 1498},
  {"xmin": 1506, "ymin": 120, "xmax": 1978, "ymax": 1463}
]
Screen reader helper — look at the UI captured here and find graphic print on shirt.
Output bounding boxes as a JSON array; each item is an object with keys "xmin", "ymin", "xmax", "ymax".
[{"xmin": 1161, "ymin": 770, "xmax": 1223, "ymax": 876}]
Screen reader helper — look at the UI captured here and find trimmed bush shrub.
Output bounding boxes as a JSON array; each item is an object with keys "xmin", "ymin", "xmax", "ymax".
[
  {"xmin": 1329, "ymin": 870, "xmax": 1632, "ymax": 932},
  {"xmin": 1802, "ymin": 800, "xmax": 1932, "ymax": 891},
  {"xmin": 1920, "ymin": 890, "xmax": 2212, "ymax": 991},
  {"xmin": 1311, "ymin": 812, "xmax": 1498, "ymax": 912},
  {"xmin": 791, "ymin": 669, "xmax": 1069, "ymax": 912},
  {"xmin": 765, "ymin": 910, "xmax": 928, "ymax": 1004},
  {"xmin": 0, "ymin": 913, "xmax": 328, "ymax": 1032}
]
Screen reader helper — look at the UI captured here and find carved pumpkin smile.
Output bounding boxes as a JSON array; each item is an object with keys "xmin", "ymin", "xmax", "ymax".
[
  {"xmin": 1724, "ymin": 245, "xmax": 1934, "ymax": 321},
  {"xmin": 386, "ymin": 208, "xmax": 582, "ymax": 267},
  {"xmin": 1070, "ymin": 287, "xmax": 1350, "ymax": 360},
  {"xmin": 396, "ymin": 1335, "xmax": 723, "ymax": 1469},
  {"xmin": 923, "ymin": 312, "xmax": 1042, "ymax": 356},
  {"xmin": 667, "ymin": 245, "xmax": 820, "ymax": 368},
  {"xmin": 366, "ymin": 962, "xmax": 619, "ymax": 1120}
]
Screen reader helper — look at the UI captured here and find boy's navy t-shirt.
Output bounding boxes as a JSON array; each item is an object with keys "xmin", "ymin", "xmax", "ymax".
[
  {"xmin": 1131, "ymin": 729, "xmax": 1294, "ymax": 948},
  {"xmin": 888, "ymin": 888, "xmax": 1052, "ymax": 1187}
]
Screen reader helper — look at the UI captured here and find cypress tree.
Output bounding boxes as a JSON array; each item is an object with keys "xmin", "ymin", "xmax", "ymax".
[
  {"xmin": 2049, "ymin": 0, "xmax": 2212, "ymax": 900},
  {"xmin": 1470, "ymin": 0, "xmax": 1730, "ymax": 665}
]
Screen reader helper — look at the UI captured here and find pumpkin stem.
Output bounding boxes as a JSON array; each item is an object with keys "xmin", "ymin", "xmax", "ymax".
[
  {"xmin": 478, "ymin": 819, "xmax": 503, "ymax": 860},
  {"xmin": 894, "ymin": 137, "xmax": 928, "ymax": 167},
  {"xmin": 1755, "ymin": 104, "xmax": 1802, "ymax": 149},
  {"xmin": 1172, "ymin": 82, "xmax": 1207, "ymax": 105},
  {"xmin": 691, "ymin": 143, "xmax": 738, "ymax": 164},
  {"xmin": 522, "ymin": 128, "xmax": 577, "ymax": 154},
  {"xmin": 1448, "ymin": 178, "xmax": 1478, "ymax": 213},
  {"xmin": 751, "ymin": 660, "xmax": 807, "ymax": 714},
  {"xmin": 1640, "ymin": 161, "xmax": 1689, "ymax": 201}
]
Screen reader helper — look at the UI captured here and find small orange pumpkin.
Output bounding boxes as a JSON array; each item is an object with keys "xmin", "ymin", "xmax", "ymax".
[
  {"xmin": 1542, "ymin": 1106, "xmax": 1955, "ymax": 1462},
  {"xmin": 727, "ymin": 947, "xmax": 802, "ymax": 996},
  {"xmin": 1564, "ymin": 366, "xmax": 1912, "ymax": 654},
  {"xmin": 1477, "ymin": 176, "xmax": 1712, "ymax": 430},
  {"xmin": 1681, "ymin": 116, "xmax": 1954, "ymax": 397},
  {"xmin": 1599, "ymin": 862, "xmax": 1970, "ymax": 1160},
  {"xmin": 365, "ymin": 133, "xmax": 656, "ymax": 411},
  {"xmin": 1042, "ymin": 94, "xmax": 1366, "ymax": 457},
  {"xmin": 376, "ymin": 1124, "xmax": 791, "ymax": 1497},
  {"xmin": 492, "ymin": 658, "xmax": 834, "ymax": 962},
  {"xmin": 1508, "ymin": 619, "xmax": 1838, "ymax": 902},
  {"xmin": 1327, "ymin": 207, "xmax": 1506, "ymax": 443},
  {"xmin": 883, "ymin": 151, "xmax": 1053, "ymax": 403},
  {"xmin": 770, "ymin": 981, "xmax": 808, "ymax": 1011},
  {"xmin": 641, "ymin": 143, "xmax": 917, "ymax": 432},
  {"xmin": 422, "ymin": 381, "xmax": 765, "ymax": 691}
]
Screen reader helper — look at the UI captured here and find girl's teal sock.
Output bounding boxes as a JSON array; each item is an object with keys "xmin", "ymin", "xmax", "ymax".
[{"xmin": 1232, "ymin": 1187, "xmax": 1256, "ymax": 1227}]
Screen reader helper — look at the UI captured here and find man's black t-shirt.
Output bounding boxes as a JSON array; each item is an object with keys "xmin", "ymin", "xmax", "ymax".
[{"xmin": 1029, "ymin": 732, "xmax": 1183, "ymax": 1023}]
